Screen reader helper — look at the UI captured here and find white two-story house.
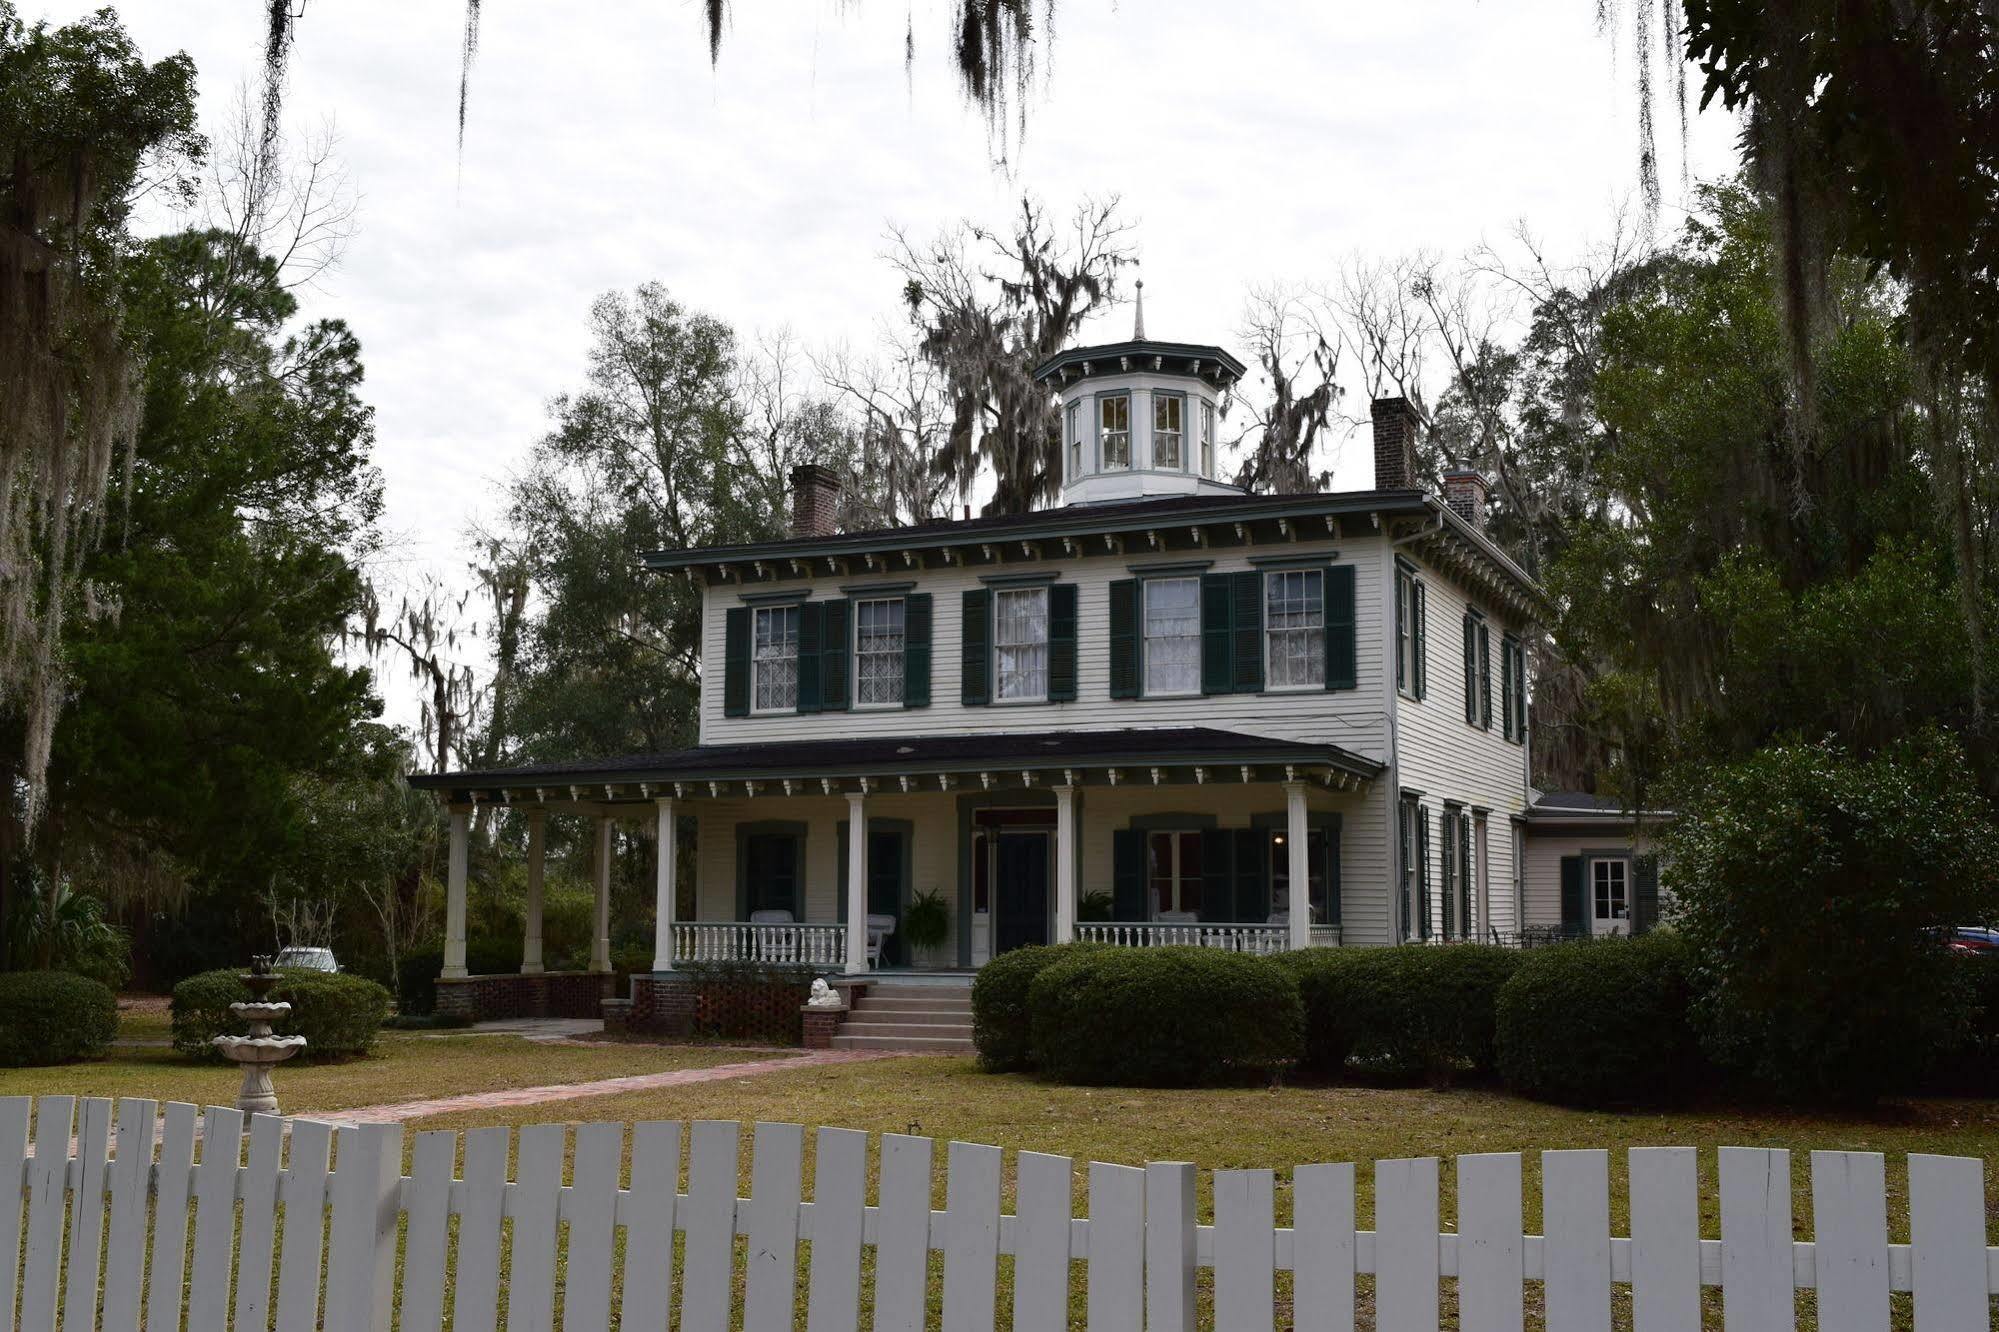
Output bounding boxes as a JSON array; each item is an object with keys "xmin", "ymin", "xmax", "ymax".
[{"xmin": 413, "ymin": 324, "xmax": 1659, "ymax": 1032}]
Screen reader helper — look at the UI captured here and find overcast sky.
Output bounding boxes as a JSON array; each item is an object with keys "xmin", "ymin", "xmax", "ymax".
[{"xmin": 69, "ymin": 0, "xmax": 1738, "ymax": 727}]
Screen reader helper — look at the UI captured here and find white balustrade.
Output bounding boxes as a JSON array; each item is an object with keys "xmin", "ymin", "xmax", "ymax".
[
  {"xmin": 671, "ymin": 920, "xmax": 847, "ymax": 967},
  {"xmin": 1075, "ymin": 921, "xmax": 1294, "ymax": 955}
]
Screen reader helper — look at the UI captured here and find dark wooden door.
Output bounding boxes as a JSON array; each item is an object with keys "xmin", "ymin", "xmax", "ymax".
[
  {"xmin": 868, "ymin": 829, "xmax": 905, "ymax": 966},
  {"xmin": 994, "ymin": 831, "xmax": 1050, "ymax": 954}
]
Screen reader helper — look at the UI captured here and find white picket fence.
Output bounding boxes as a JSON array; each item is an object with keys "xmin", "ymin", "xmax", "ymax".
[{"xmin": 5, "ymin": 1094, "xmax": 1996, "ymax": 1332}]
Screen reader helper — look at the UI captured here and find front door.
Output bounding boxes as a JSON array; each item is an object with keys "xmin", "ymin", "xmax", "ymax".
[
  {"xmin": 868, "ymin": 829, "xmax": 905, "ymax": 966},
  {"xmin": 994, "ymin": 831, "xmax": 1050, "ymax": 955},
  {"xmin": 1590, "ymin": 857, "xmax": 1631, "ymax": 937}
]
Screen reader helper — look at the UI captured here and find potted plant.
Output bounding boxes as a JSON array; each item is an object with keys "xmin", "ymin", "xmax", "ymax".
[{"xmin": 902, "ymin": 889, "xmax": 951, "ymax": 968}]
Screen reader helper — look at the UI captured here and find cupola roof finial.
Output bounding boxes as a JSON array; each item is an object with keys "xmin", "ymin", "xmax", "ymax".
[{"xmin": 1132, "ymin": 276, "xmax": 1146, "ymax": 341}]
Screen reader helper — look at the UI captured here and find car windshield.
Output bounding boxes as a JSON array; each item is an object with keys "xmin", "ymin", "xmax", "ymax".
[{"xmin": 275, "ymin": 947, "xmax": 333, "ymax": 970}]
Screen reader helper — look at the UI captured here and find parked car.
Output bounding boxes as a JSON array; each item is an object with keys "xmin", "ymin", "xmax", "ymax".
[
  {"xmin": 273, "ymin": 946, "xmax": 340, "ymax": 972},
  {"xmin": 1948, "ymin": 926, "xmax": 1999, "ymax": 955}
]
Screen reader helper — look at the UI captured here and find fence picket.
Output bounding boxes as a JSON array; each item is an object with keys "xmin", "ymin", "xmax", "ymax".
[
  {"xmin": 321, "ymin": 1121, "xmax": 401, "ymax": 1332},
  {"xmin": 98, "ymin": 1099, "xmax": 156, "ymax": 1332},
  {"xmin": 1543, "ymin": 1150, "xmax": 1612, "ymax": 1332},
  {"xmin": 1374, "ymin": 1157, "xmax": 1440, "ymax": 1332},
  {"xmin": 1627, "ymin": 1147, "xmax": 1699, "ymax": 1332},
  {"xmin": 0, "ymin": 1098, "xmax": 28, "ymax": 1331},
  {"xmin": 620, "ymin": 1121, "xmax": 681, "ymax": 1332},
  {"xmin": 1214, "ymin": 1168, "xmax": 1275, "ymax": 1332},
  {"xmin": 1292, "ymin": 1162, "xmax": 1355, "ymax": 1332},
  {"xmin": 450, "ymin": 1125, "xmax": 511, "ymax": 1332},
  {"xmin": 397, "ymin": 1129, "xmax": 457, "ymax": 1332},
  {"xmin": 61, "ymin": 1096, "xmax": 113, "ymax": 1332},
  {"xmin": 941, "ymin": 1140, "xmax": 1002, "ymax": 1332},
  {"xmin": 1085, "ymin": 1161, "xmax": 1144, "ymax": 1332},
  {"xmin": 507, "ymin": 1122, "xmax": 566, "ymax": 1332},
  {"xmin": 680, "ymin": 1119, "xmax": 741, "ymax": 1332},
  {"xmin": 1908, "ymin": 1153, "xmax": 1985, "ymax": 1331},
  {"xmin": 563, "ymin": 1121, "xmax": 623, "ymax": 1332},
  {"xmin": 803, "ymin": 1125, "xmax": 866, "ymax": 1332},
  {"xmin": 186, "ymin": 1106, "xmax": 244, "ymax": 1332},
  {"xmin": 742, "ymin": 1122, "xmax": 804, "ymax": 1332},
  {"xmin": 272, "ymin": 1117, "xmax": 332, "ymax": 1332},
  {"xmin": 1718, "ymin": 1146, "xmax": 1793, "ymax": 1331},
  {"xmin": 873, "ymin": 1132, "xmax": 933, "ymax": 1332},
  {"xmin": 1810, "ymin": 1151, "xmax": 1888, "ymax": 1332},
  {"xmin": 229, "ymin": 1112, "xmax": 284, "ymax": 1332},
  {"xmin": 20, "ymin": 1095, "xmax": 72, "ymax": 1332},
  {"xmin": 1012, "ymin": 1150, "xmax": 1073, "ymax": 1332},
  {"xmin": 1456, "ymin": 1153, "xmax": 1523, "ymax": 1332}
]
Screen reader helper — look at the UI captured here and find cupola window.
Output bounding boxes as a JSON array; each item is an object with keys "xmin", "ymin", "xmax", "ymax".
[
  {"xmin": 1100, "ymin": 394, "xmax": 1131, "ymax": 470},
  {"xmin": 1067, "ymin": 400, "xmax": 1082, "ymax": 482},
  {"xmin": 1201, "ymin": 402, "xmax": 1216, "ymax": 476},
  {"xmin": 1153, "ymin": 394, "xmax": 1183, "ymax": 469}
]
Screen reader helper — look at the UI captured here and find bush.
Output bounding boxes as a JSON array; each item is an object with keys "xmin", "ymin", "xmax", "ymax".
[
  {"xmin": 1495, "ymin": 934, "xmax": 1701, "ymax": 1106},
  {"xmin": 1027, "ymin": 947, "xmax": 1303, "ymax": 1086},
  {"xmin": 0, "ymin": 971, "xmax": 118, "ymax": 1066},
  {"xmin": 1668, "ymin": 730, "xmax": 1999, "ymax": 1103},
  {"xmin": 1276, "ymin": 944, "xmax": 1520, "ymax": 1084},
  {"xmin": 1929, "ymin": 953, "xmax": 1999, "ymax": 1095},
  {"xmin": 970, "ymin": 941, "xmax": 1100, "ymax": 1072},
  {"xmin": 171, "ymin": 968, "xmax": 392, "ymax": 1059}
]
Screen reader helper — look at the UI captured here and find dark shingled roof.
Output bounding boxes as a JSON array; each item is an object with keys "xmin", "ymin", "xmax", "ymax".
[
  {"xmin": 1528, "ymin": 790, "xmax": 1675, "ymax": 819},
  {"xmin": 409, "ymin": 726, "xmax": 1383, "ymax": 792}
]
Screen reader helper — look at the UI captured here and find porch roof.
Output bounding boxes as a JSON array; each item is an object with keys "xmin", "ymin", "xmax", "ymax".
[{"xmin": 408, "ymin": 726, "xmax": 1383, "ymax": 806}]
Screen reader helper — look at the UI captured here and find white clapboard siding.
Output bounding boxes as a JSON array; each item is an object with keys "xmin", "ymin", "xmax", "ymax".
[{"xmin": 19, "ymin": 1094, "xmax": 1999, "ymax": 1332}]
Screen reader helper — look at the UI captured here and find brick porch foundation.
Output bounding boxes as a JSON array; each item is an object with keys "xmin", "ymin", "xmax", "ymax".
[{"xmin": 432, "ymin": 971, "xmax": 614, "ymax": 1022}]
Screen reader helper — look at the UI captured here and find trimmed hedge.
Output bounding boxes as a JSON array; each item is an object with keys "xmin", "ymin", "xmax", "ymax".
[
  {"xmin": 1494, "ymin": 934, "xmax": 1699, "ymax": 1107},
  {"xmin": 1277, "ymin": 944, "xmax": 1520, "ymax": 1084},
  {"xmin": 970, "ymin": 942, "xmax": 1101, "ymax": 1072},
  {"xmin": 1027, "ymin": 947, "xmax": 1303, "ymax": 1087},
  {"xmin": 0, "ymin": 971, "xmax": 118, "ymax": 1067},
  {"xmin": 171, "ymin": 968, "xmax": 393, "ymax": 1060}
]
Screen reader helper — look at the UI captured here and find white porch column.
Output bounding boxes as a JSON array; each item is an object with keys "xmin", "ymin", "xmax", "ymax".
[
  {"xmin": 1284, "ymin": 780, "xmax": 1311, "ymax": 951},
  {"xmin": 521, "ymin": 808, "xmax": 546, "ymax": 974},
  {"xmin": 1053, "ymin": 779, "xmax": 1078, "ymax": 944},
  {"xmin": 845, "ymin": 789, "xmax": 869, "ymax": 974},
  {"xmin": 651, "ymin": 797, "xmax": 677, "ymax": 972},
  {"xmin": 590, "ymin": 814, "xmax": 612, "ymax": 974},
  {"xmin": 442, "ymin": 806, "xmax": 470, "ymax": 979}
]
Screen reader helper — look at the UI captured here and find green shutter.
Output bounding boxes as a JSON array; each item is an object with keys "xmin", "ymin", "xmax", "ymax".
[
  {"xmin": 1416, "ymin": 809, "xmax": 1432, "ymax": 940},
  {"xmin": 1048, "ymin": 582, "xmax": 1078, "ymax": 702},
  {"xmin": 1559, "ymin": 855, "xmax": 1586, "ymax": 935},
  {"xmin": 1323, "ymin": 822, "xmax": 1342, "ymax": 927},
  {"xmin": 960, "ymin": 589, "xmax": 990, "ymax": 706},
  {"xmin": 1633, "ymin": 855, "xmax": 1660, "ymax": 934},
  {"xmin": 796, "ymin": 602, "xmax": 823, "ymax": 713},
  {"xmin": 1108, "ymin": 579, "xmax": 1140, "ymax": 699},
  {"xmin": 1463, "ymin": 614, "xmax": 1478, "ymax": 724},
  {"xmin": 723, "ymin": 606, "xmax": 750, "ymax": 717},
  {"xmin": 1324, "ymin": 564, "xmax": 1357, "ymax": 691},
  {"xmin": 1201, "ymin": 828, "xmax": 1236, "ymax": 923},
  {"xmin": 1478, "ymin": 624, "xmax": 1492, "ymax": 729},
  {"xmin": 1501, "ymin": 638, "xmax": 1517, "ymax": 740},
  {"xmin": 1201, "ymin": 573, "xmax": 1233, "ymax": 694},
  {"xmin": 819, "ymin": 598, "xmax": 850, "ymax": 711},
  {"xmin": 1411, "ymin": 581, "xmax": 1428, "ymax": 700},
  {"xmin": 903, "ymin": 593, "xmax": 931, "ymax": 708},
  {"xmin": 1112, "ymin": 829, "xmax": 1146, "ymax": 920},
  {"xmin": 1512, "ymin": 639, "xmax": 1528, "ymax": 743},
  {"xmin": 1234, "ymin": 829, "xmax": 1269, "ymax": 923},
  {"xmin": 1440, "ymin": 814, "xmax": 1456, "ymax": 939},
  {"xmin": 1394, "ymin": 570, "xmax": 1408, "ymax": 693},
  {"xmin": 1230, "ymin": 570, "xmax": 1263, "ymax": 693}
]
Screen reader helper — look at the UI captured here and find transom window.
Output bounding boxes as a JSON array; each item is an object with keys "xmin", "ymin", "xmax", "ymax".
[
  {"xmin": 1147, "ymin": 830, "xmax": 1203, "ymax": 917},
  {"xmin": 752, "ymin": 605, "xmax": 800, "ymax": 712},
  {"xmin": 855, "ymin": 598, "xmax": 905, "ymax": 706},
  {"xmin": 1067, "ymin": 401, "xmax": 1082, "ymax": 482},
  {"xmin": 1200, "ymin": 402, "xmax": 1216, "ymax": 477},
  {"xmin": 1592, "ymin": 858, "xmax": 1630, "ymax": 933},
  {"xmin": 1100, "ymin": 394, "xmax": 1131, "ymax": 470},
  {"xmin": 994, "ymin": 586, "xmax": 1050, "ymax": 702},
  {"xmin": 1153, "ymin": 394, "xmax": 1183, "ymax": 469},
  {"xmin": 1265, "ymin": 569, "xmax": 1326, "ymax": 688},
  {"xmin": 1142, "ymin": 577, "xmax": 1200, "ymax": 695}
]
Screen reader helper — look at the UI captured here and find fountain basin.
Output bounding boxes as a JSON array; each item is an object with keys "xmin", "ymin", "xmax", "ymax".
[{"xmin": 212, "ymin": 1033, "xmax": 308, "ymax": 1063}]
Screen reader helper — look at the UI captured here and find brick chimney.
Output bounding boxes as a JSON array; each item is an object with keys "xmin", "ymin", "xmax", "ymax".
[
  {"xmin": 1442, "ymin": 469, "xmax": 1489, "ymax": 530},
  {"xmin": 1370, "ymin": 397, "xmax": 1420, "ymax": 491},
  {"xmin": 789, "ymin": 463, "xmax": 842, "ymax": 538}
]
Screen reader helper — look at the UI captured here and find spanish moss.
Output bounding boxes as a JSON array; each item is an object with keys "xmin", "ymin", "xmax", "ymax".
[{"xmin": 457, "ymin": 0, "xmax": 481, "ymax": 163}]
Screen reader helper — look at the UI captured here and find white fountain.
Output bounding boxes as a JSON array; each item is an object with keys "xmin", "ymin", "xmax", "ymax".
[{"xmin": 211, "ymin": 955, "xmax": 307, "ymax": 1116}]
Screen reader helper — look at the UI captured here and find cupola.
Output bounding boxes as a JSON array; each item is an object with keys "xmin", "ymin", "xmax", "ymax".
[{"xmin": 1031, "ymin": 280, "xmax": 1248, "ymax": 506}]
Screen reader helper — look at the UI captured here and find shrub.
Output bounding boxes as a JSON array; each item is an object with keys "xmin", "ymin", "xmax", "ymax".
[
  {"xmin": 1276, "ymin": 944, "xmax": 1520, "ymax": 1084},
  {"xmin": 970, "ymin": 941, "xmax": 1101, "ymax": 1072},
  {"xmin": 1930, "ymin": 953, "xmax": 1999, "ymax": 1095},
  {"xmin": 1027, "ymin": 947, "xmax": 1303, "ymax": 1087},
  {"xmin": 171, "ymin": 968, "xmax": 392, "ymax": 1059},
  {"xmin": 1668, "ymin": 730, "xmax": 1999, "ymax": 1103},
  {"xmin": 0, "ymin": 971, "xmax": 118, "ymax": 1066},
  {"xmin": 1495, "ymin": 934, "xmax": 1700, "ymax": 1106}
]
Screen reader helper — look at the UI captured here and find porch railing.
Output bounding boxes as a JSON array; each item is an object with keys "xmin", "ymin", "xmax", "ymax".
[
  {"xmin": 671, "ymin": 920, "xmax": 846, "ymax": 968},
  {"xmin": 1076, "ymin": 921, "xmax": 1294, "ymax": 954}
]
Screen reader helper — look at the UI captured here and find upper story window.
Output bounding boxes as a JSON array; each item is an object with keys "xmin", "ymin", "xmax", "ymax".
[
  {"xmin": 1265, "ymin": 569, "xmax": 1326, "ymax": 688},
  {"xmin": 994, "ymin": 586, "xmax": 1050, "ymax": 701},
  {"xmin": 1100, "ymin": 394, "xmax": 1131, "ymax": 470},
  {"xmin": 1153, "ymin": 394, "xmax": 1183, "ymax": 469},
  {"xmin": 1067, "ymin": 401, "xmax": 1082, "ymax": 481},
  {"xmin": 1463, "ymin": 610, "xmax": 1491, "ymax": 729},
  {"xmin": 1200, "ymin": 402, "xmax": 1216, "ymax": 476},
  {"xmin": 855, "ymin": 597, "xmax": 906, "ymax": 706},
  {"xmin": 1395, "ymin": 563, "xmax": 1428, "ymax": 700},
  {"xmin": 752, "ymin": 605, "xmax": 800, "ymax": 712},
  {"xmin": 1148, "ymin": 829, "xmax": 1203, "ymax": 918},
  {"xmin": 1501, "ymin": 633, "xmax": 1528, "ymax": 743},
  {"xmin": 1142, "ymin": 576, "xmax": 1200, "ymax": 695}
]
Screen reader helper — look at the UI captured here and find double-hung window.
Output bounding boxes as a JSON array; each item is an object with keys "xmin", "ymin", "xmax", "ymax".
[
  {"xmin": 1200, "ymin": 402, "xmax": 1216, "ymax": 476},
  {"xmin": 994, "ymin": 586, "xmax": 1050, "ymax": 701},
  {"xmin": 1463, "ymin": 610, "xmax": 1491, "ymax": 728},
  {"xmin": 854, "ymin": 598, "xmax": 905, "ymax": 706},
  {"xmin": 1100, "ymin": 394, "xmax": 1131, "ymax": 470},
  {"xmin": 751, "ymin": 605, "xmax": 800, "ymax": 712},
  {"xmin": 1501, "ymin": 634, "xmax": 1528, "ymax": 742},
  {"xmin": 1265, "ymin": 569, "xmax": 1326, "ymax": 688},
  {"xmin": 1147, "ymin": 830, "xmax": 1203, "ymax": 917},
  {"xmin": 1395, "ymin": 563, "xmax": 1427, "ymax": 699},
  {"xmin": 1142, "ymin": 577, "xmax": 1200, "ymax": 695},
  {"xmin": 1153, "ymin": 394, "xmax": 1183, "ymax": 468},
  {"xmin": 1067, "ymin": 400, "xmax": 1082, "ymax": 481}
]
